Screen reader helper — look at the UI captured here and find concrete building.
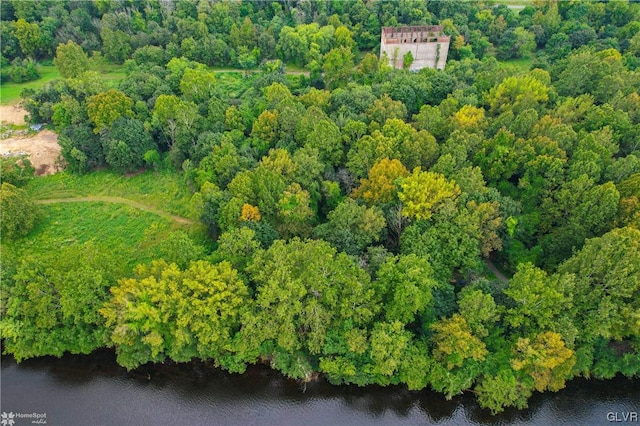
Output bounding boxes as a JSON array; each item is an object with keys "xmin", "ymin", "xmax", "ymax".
[{"xmin": 380, "ymin": 26, "xmax": 451, "ymax": 71}]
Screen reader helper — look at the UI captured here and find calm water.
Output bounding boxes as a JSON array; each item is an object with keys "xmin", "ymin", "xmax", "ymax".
[{"xmin": 1, "ymin": 350, "xmax": 638, "ymax": 425}]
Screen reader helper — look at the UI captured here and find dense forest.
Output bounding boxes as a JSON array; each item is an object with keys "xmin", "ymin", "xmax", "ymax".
[{"xmin": 1, "ymin": 0, "xmax": 639, "ymax": 414}]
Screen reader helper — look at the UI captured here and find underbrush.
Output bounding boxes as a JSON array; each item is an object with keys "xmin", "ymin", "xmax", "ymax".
[
  {"xmin": 3, "ymin": 202, "xmax": 186, "ymax": 275},
  {"xmin": 26, "ymin": 169, "xmax": 197, "ymax": 219}
]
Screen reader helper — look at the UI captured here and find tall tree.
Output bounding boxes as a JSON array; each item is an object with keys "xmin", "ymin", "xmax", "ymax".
[
  {"xmin": 87, "ymin": 90, "xmax": 134, "ymax": 134},
  {"xmin": 398, "ymin": 168, "xmax": 461, "ymax": 220},
  {"xmin": 239, "ymin": 239, "xmax": 377, "ymax": 379},
  {"xmin": 1, "ymin": 247, "xmax": 112, "ymax": 361},
  {"xmin": 314, "ymin": 198, "xmax": 386, "ymax": 255},
  {"xmin": 54, "ymin": 41, "xmax": 90, "ymax": 78},
  {"xmin": 0, "ymin": 182, "xmax": 38, "ymax": 240},
  {"xmin": 101, "ymin": 260, "xmax": 250, "ymax": 371}
]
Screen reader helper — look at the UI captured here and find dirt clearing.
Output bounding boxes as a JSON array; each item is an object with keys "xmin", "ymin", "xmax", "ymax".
[
  {"xmin": 0, "ymin": 105, "xmax": 28, "ymax": 125},
  {"xmin": 1, "ymin": 105, "xmax": 62, "ymax": 176}
]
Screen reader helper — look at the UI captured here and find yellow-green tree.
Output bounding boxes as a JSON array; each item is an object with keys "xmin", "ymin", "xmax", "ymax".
[
  {"xmin": 398, "ymin": 168, "xmax": 461, "ymax": 220},
  {"xmin": 87, "ymin": 90, "xmax": 134, "ymax": 134},
  {"xmin": 511, "ymin": 331, "xmax": 576, "ymax": 392},
  {"xmin": 352, "ymin": 158, "xmax": 408, "ymax": 205},
  {"xmin": 251, "ymin": 110, "xmax": 279, "ymax": 147},
  {"xmin": 179, "ymin": 67, "xmax": 216, "ymax": 104},
  {"xmin": 101, "ymin": 260, "xmax": 250, "ymax": 371},
  {"xmin": 14, "ymin": 18, "xmax": 41, "ymax": 58},
  {"xmin": 276, "ymin": 183, "xmax": 315, "ymax": 238},
  {"xmin": 54, "ymin": 40, "xmax": 90, "ymax": 78},
  {"xmin": 487, "ymin": 75, "xmax": 549, "ymax": 116},
  {"xmin": 431, "ymin": 314, "xmax": 488, "ymax": 369}
]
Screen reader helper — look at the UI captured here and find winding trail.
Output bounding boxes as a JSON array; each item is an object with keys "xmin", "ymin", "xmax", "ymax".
[
  {"xmin": 485, "ymin": 258, "xmax": 509, "ymax": 283},
  {"xmin": 35, "ymin": 196, "xmax": 195, "ymax": 225}
]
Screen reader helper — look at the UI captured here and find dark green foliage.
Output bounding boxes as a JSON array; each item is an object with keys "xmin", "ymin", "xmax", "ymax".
[
  {"xmin": 313, "ymin": 198, "xmax": 386, "ymax": 255},
  {"xmin": 101, "ymin": 117, "xmax": 156, "ymax": 173},
  {"xmin": 59, "ymin": 124, "xmax": 103, "ymax": 173},
  {"xmin": 2, "ymin": 57, "xmax": 39, "ymax": 83}
]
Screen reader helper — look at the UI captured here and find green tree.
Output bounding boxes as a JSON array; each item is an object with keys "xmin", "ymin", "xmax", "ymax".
[
  {"xmin": 179, "ymin": 67, "xmax": 216, "ymax": 104},
  {"xmin": 0, "ymin": 182, "xmax": 38, "ymax": 240},
  {"xmin": 276, "ymin": 183, "xmax": 315, "ymax": 238},
  {"xmin": 54, "ymin": 41, "xmax": 90, "ymax": 78},
  {"xmin": 558, "ymin": 227, "xmax": 640, "ymax": 342},
  {"xmin": 101, "ymin": 117, "xmax": 156, "ymax": 173},
  {"xmin": 457, "ymin": 288, "xmax": 499, "ymax": 339},
  {"xmin": 1, "ymin": 247, "xmax": 112, "ymax": 361},
  {"xmin": 366, "ymin": 94, "xmax": 408, "ymax": 124},
  {"xmin": 101, "ymin": 27, "xmax": 132, "ymax": 63},
  {"xmin": 539, "ymin": 175, "xmax": 620, "ymax": 268},
  {"xmin": 504, "ymin": 263, "xmax": 575, "ymax": 336},
  {"xmin": 398, "ymin": 168, "xmax": 461, "ymax": 220},
  {"xmin": 323, "ymin": 46, "xmax": 355, "ymax": 89},
  {"xmin": 59, "ymin": 124, "xmax": 104, "ymax": 174},
  {"xmin": 158, "ymin": 231, "xmax": 205, "ymax": 269},
  {"xmin": 152, "ymin": 94, "xmax": 200, "ymax": 156},
  {"xmin": 374, "ymin": 254, "xmax": 439, "ymax": 324},
  {"xmin": 314, "ymin": 198, "xmax": 386, "ymax": 255},
  {"xmin": 87, "ymin": 90, "xmax": 134, "ymax": 134},
  {"xmin": 14, "ymin": 18, "xmax": 41, "ymax": 58},
  {"xmin": 476, "ymin": 369, "xmax": 533, "ymax": 414},
  {"xmin": 401, "ymin": 202, "xmax": 482, "ymax": 282},
  {"xmin": 497, "ymin": 27, "xmax": 536, "ymax": 59},
  {"xmin": 214, "ymin": 227, "xmax": 261, "ymax": 271},
  {"xmin": 239, "ymin": 239, "xmax": 377, "ymax": 379},
  {"xmin": 305, "ymin": 119, "xmax": 343, "ymax": 166},
  {"xmin": 101, "ymin": 260, "xmax": 250, "ymax": 371}
]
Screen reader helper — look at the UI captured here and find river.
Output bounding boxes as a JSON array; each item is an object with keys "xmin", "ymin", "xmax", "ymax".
[{"xmin": 1, "ymin": 350, "xmax": 638, "ymax": 425}]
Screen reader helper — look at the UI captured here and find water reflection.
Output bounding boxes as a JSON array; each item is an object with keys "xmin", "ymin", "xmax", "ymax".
[{"xmin": 2, "ymin": 350, "xmax": 638, "ymax": 425}]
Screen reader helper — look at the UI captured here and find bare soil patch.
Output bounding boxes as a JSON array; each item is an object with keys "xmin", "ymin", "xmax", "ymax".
[
  {"xmin": 1, "ymin": 105, "xmax": 62, "ymax": 176},
  {"xmin": 0, "ymin": 105, "xmax": 28, "ymax": 125}
]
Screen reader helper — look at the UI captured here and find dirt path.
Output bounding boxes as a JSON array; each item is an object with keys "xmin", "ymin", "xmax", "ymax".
[
  {"xmin": 35, "ymin": 196, "xmax": 195, "ymax": 225},
  {"xmin": 485, "ymin": 258, "xmax": 509, "ymax": 283}
]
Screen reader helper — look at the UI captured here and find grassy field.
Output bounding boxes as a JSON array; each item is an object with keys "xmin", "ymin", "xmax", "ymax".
[
  {"xmin": 99, "ymin": 64, "xmax": 127, "ymax": 87},
  {"xmin": 26, "ymin": 169, "xmax": 198, "ymax": 220},
  {"xmin": 498, "ymin": 57, "xmax": 534, "ymax": 74},
  {"xmin": 213, "ymin": 71, "xmax": 256, "ymax": 99},
  {"xmin": 0, "ymin": 65, "xmax": 59, "ymax": 105},
  {"xmin": 0, "ymin": 64, "xmax": 127, "ymax": 105},
  {"xmin": 3, "ymin": 201, "xmax": 188, "ymax": 276}
]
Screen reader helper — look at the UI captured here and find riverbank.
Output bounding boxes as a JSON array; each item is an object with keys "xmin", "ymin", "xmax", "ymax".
[{"xmin": 2, "ymin": 350, "xmax": 638, "ymax": 425}]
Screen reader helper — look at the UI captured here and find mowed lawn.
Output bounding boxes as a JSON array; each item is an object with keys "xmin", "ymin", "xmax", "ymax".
[{"xmin": 0, "ymin": 66, "xmax": 60, "ymax": 105}]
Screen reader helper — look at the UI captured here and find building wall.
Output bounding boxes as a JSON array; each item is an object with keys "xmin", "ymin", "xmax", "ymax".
[{"xmin": 380, "ymin": 39, "xmax": 450, "ymax": 71}]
